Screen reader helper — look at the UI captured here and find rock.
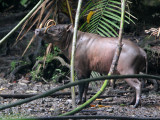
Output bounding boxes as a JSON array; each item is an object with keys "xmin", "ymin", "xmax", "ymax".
[
  {"xmin": 51, "ymin": 108, "xmax": 62, "ymax": 116},
  {"xmin": 25, "ymin": 90, "xmax": 37, "ymax": 94},
  {"xmin": 106, "ymin": 108, "xmax": 114, "ymax": 113},
  {"xmin": 64, "ymin": 99, "xmax": 72, "ymax": 105},
  {"xmin": 102, "ymin": 97, "xmax": 113, "ymax": 102}
]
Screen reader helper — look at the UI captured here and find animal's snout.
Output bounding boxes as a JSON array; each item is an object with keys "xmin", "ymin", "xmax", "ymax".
[
  {"xmin": 35, "ymin": 28, "xmax": 46, "ymax": 36},
  {"xmin": 35, "ymin": 29, "xmax": 40, "ymax": 35}
]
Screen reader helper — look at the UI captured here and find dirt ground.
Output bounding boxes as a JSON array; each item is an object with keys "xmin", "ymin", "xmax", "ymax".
[{"xmin": 0, "ymin": 76, "xmax": 160, "ymax": 119}]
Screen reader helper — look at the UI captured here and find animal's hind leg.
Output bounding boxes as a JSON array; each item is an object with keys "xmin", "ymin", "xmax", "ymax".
[{"xmin": 125, "ymin": 78, "xmax": 141, "ymax": 108}]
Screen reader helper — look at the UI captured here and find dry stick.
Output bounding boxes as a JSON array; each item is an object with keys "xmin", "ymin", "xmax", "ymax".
[
  {"xmin": 15, "ymin": 0, "xmax": 50, "ymax": 42},
  {"xmin": 18, "ymin": 16, "xmax": 40, "ymax": 41},
  {"xmin": 0, "ymin": 92, "xmax": 121, "ymax": 99},
  {"xmin": 22, "ymin": 2, "xmax": 55, "ymax": 56},
  {"xmin": 22, "ymin": 35, "xmax": 36, "ymax": 57},
  {"xmin": 0, "ymin": 0, "xmax": 44, "ymax": 45},
  {"xmin": 41, "ymin": 2, "xmax": 55, "ymax": 27},
  {"xmin": 43, "ymin": 43, "xmax": 52, "ymax": 68},
  {"xmin": 109, "ymin": 0, "xmax": 126, "ymax": 75},
  {"xmin": 37, "ymin": 0, "xmax": 47, "ymax": 28},
  {"xmin": 66, "ymin": 0, "xmax": 73, "ymax": 24},
  {"xmin": 14, "ymin": 0, "xmax": 53, "ymax": 48},
  {"xmin": 60, "ymin": 0, "xmax": 126, "ymax": 116},
  {"xmin": 70, "ymin": 0, "xmax": 83, "ymax": 109},
  {"xmin": 109, "ymin": 0, "xmax": 126, "ymax": 85},
  {"xmin": 52, "ymin": 0, "xmax": 58, "ymax": 22}
]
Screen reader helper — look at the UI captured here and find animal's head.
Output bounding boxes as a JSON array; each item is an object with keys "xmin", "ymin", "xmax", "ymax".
[{"xmin": 35, "ymin": 24, "xmax": 72, "ymax": 44}]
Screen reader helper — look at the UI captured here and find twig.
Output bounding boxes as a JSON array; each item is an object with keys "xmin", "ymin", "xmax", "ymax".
[
  {"xmin": 109, "ymin": 0, "xmax": 126, "ymax": 75},
  {"xmin": 0, "ymin": 92, "xmax": 122, "ymax": 99},
  {"xmin": 66, "ymin": 0, "xmax": 73, "ymax": 24},
  {"xmin": 32, "ymin": 56, "xmax": 70, "ymax": 70},
  {"xmin": 70, "ymin": 0, "xmax": 83, "ymax": 109}
]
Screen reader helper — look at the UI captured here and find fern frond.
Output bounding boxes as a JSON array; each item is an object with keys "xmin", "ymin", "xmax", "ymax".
[{"xmin": 80, "ymin": 0, "xmax": 136, "ymax": 37}]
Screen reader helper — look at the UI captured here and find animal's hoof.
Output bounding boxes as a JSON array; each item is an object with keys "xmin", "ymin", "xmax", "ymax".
[
  {"xmin": 127, "ymin": 96, "xmax": 136, "ymax": 105},
  {"xmin": 128, "ymin": 102, "xmax": 139, "ymax": 108},
  {"xmin": 130, "ymin": 101, "xmax": 141, "ymax": 108},
  {"xmin": 82, "ymin": 98, "xmax": 86, "ymax": 103},
  {"xmin": 76, "ymin": 99, "xmax": 82, "ymax": 105},
  {"xmin": 131, "ymin": 104, "xmax": 138, "ymax": 108},
  {"xmin": 128, "ymin": 101, "xmax": 135, "ymax": 105}
]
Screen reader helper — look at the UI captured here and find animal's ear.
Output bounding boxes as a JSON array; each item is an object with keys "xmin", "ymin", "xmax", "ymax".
[{"xmin": 66, "ymin": 24, "xmax": 73, "ymax": 32}]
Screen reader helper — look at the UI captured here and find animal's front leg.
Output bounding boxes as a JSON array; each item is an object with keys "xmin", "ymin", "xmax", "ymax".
[
  {"xmin": 75, "ymin": 71, "xmax": 86, "ymax": 104},
  {"xmin": 83, "ymin": 82, "xmax": 89, "ymax": 102},
  {"xmin": 76, "ymin": 71, "xmax": 91, "ymax": 104},
  {"xmin": 77, "ymin": 82, "xmax": 85, "ymax": 104}
]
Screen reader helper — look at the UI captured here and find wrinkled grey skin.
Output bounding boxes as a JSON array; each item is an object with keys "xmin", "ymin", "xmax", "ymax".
[{"xmin": 35, "ymin": 24, "xmax": 147, "ymax": 108}]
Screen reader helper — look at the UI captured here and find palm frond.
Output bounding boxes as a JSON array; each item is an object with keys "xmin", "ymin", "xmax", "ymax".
[{"xmin": 80, "ymin": 0, "xmax": 136, "ymax": 37}]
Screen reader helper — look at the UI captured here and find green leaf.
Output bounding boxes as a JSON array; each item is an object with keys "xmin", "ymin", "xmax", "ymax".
[
  {"xmin": 102, "ymin": 17, "xmax": 120, "ymax": 29},
  {"xmin": 100, "ymin": 20, "xmax": 118, "ymax": 36},
  {"xmin": 103, "ymin": 13, "xmax": 121, "ymax": 22},
  {"xmin": 105, "ymin": 7, "xmax": 135, "ymax": 24},
  {"xmin": 108, "ymin": 4, "xmax": 121, "ymax": 10},
  {"xmin": 80, "ymin": 0, "xmax": 135, "ymax": 37},
  {"xmin": 99, "ymin": 23, "xmax": 116, "ymax": 37},
  {"xmin": 79, "ymin": 22, "xmax": 88, "ymax": 31},
  {"xmin": 120, "ymin": 104, "xmax": 126, "ymax": 106},
  {"xmin": 20, "ymin": 0, "xmax": 28, "ymax": 6},
  {"xmin": 80, "ymin": 0, "xmax": 93, "ymax": 16},
  {"xmin": 104, "ymin": 11, "xmax": 121, "ymax": 19},
  {"xmin": 109, "ymin": 0, "xmax": 121, "ymax": 5},
  {"xmin": 97, "ymin": 31, "xmax": 106, "ymax": 37},
  {"xmin": 97, "ymin": 27, "xmax": 111, "ymax": 37}
]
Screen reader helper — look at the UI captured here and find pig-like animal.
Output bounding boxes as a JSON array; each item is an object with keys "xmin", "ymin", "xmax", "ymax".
[{"xmin": 35, "ymin": 24, "xmax": 147, "ymax": 108}]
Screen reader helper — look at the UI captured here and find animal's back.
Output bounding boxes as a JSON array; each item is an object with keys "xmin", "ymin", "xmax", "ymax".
[{"xmin": 75, "ymin": 32, "xmax": 146, "ymax": 75}]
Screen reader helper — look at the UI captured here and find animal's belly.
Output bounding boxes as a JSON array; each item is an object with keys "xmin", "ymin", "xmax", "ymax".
[{"xmin": 89, "ymin": 58, "xmax": 112, "ymax": 74}]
